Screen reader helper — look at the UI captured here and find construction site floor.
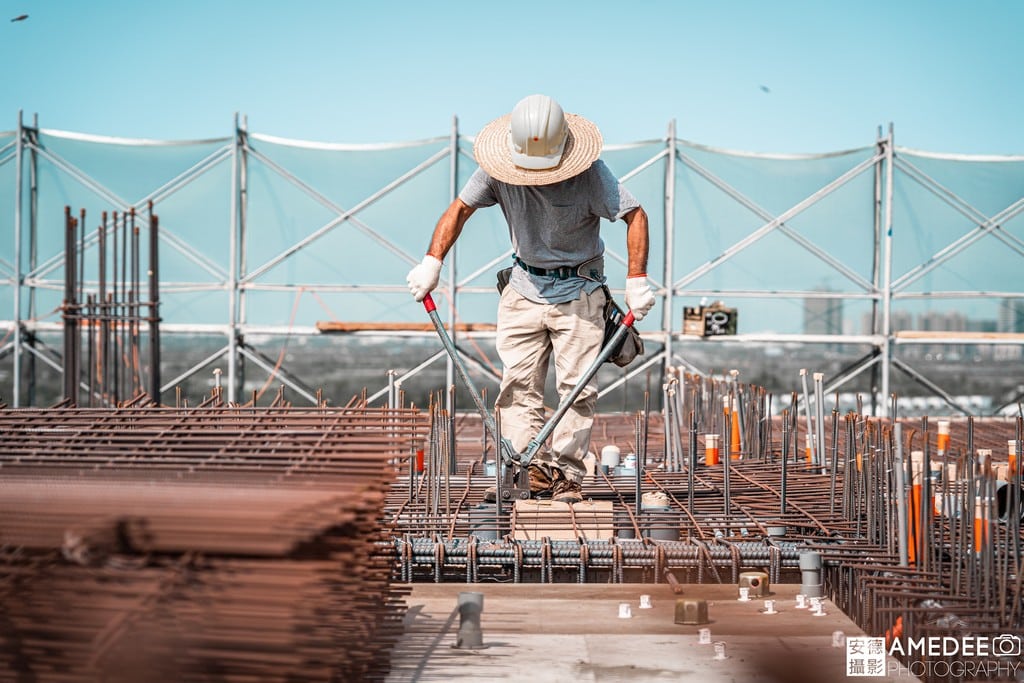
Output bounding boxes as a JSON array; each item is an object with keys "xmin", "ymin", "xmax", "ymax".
[{"xmin": 387, "ymin": 583, "xmax": 914, "ymax": 682}]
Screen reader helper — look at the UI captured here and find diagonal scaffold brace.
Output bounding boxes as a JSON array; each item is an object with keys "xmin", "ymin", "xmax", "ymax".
[{"xmin": 421, "ymin": 292, "xmax": 637, "ymax": 471}]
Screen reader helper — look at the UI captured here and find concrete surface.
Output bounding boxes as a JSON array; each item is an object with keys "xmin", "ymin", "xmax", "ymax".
[{"xmin": 387, "ymin": 583, "xmax": 915, "ymax": 682}]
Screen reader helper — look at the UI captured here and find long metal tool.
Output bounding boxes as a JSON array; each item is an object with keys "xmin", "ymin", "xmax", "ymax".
[
  {"xmin": 422, "ymin": 293, "xmax": 636, "ymax": 468},
  {"xmin": 518, "ymin": 308, "xmax": 636, "ymax": 467},
  {"xmin": 422, "ymin": 294, "xmax": 517, "ymax": 465}
]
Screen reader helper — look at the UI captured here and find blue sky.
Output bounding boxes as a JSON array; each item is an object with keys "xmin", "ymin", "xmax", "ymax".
[{"xmin": 2, "ymin": 0, "xmax": 1022, "ymax": 155}]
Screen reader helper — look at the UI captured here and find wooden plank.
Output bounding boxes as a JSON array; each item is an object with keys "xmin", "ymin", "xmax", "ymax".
[
  {"xmin": 895, "ymin": 330, "xmax": 1024, "ymax": 341},
  {"xmin": 315, "ymin": 321, "xmax": 496, "ymax": 333}
]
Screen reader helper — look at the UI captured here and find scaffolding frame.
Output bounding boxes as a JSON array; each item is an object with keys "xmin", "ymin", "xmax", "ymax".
[{"xmin": 3, "ymin": 113, "xmax": 1023, "ymax": 415}]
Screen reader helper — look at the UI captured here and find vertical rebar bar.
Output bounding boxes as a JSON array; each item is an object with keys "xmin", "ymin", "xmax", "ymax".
[
  {"xmin": 781, "ymin": 408, "xmax": 789, "ymax": 515},
  {"xmin": 723, "ymin": 392, "xmax": 731, "ymax": 517},
  {"xmin": 148, "ymin": 205, "xmax": 161, "ymax": 404},
  {"xmin": 99, "ymin": 212, "xmax": 108, "ymax": 404},
  {"xmin": 813, "ymin": 372, "xmax": 825, "ymax": 469},
  {"xmin": 894, "ymin": 422, "xmax": 908, "ymax": 566},
  {"xmin": 800, "ymin": 369, "xmax": 815, "ymax": 465},
  {"xmin": 688, "ymin": 410, "xmax": 696, "ymax": 513}
]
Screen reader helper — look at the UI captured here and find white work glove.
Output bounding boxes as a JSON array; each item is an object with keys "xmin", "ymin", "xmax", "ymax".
[
  {"xmin": 406, "ymin": 255, "xmax": 443, "ymax": 302},
  {"xmin": 625, "ymin": 275, "xmax": 656, "ymax": 321}
]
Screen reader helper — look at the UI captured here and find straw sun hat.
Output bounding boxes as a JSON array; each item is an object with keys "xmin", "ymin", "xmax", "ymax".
[{"xmin": 473, "ymin": 95, "xmax": 603, "ymax": 186}]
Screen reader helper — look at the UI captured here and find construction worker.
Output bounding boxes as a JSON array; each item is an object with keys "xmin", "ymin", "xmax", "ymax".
[{"xmin": 406, "ymin": 94, "xmax": 654, "ymax": 503}]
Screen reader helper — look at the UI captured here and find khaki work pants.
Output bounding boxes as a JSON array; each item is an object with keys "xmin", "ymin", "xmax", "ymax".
[{"xmin": 495, "ymin": 286, "xmax": 606, "ymax": 484}]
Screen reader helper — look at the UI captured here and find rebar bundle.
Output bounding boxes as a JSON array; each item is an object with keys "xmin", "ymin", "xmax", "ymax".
[
  {"xmin": 60, "ymin": 204, "xmax": 160, "ymax": 407},
  {"xmin": 0, "ymin": 401, "xmax": 429, "ymax": 682}
]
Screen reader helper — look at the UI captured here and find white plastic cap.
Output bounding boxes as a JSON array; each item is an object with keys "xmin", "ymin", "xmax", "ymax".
[
  {"xmin": 600, "ymin": 444, "xmax": 621, "ymax": 468},
  {"xmin": 508, "ymin": 94, "xmax": 568, "ymax": 170}
]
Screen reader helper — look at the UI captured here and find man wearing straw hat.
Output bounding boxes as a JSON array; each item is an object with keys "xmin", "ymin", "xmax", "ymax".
[{"xmin": 407, "ymin": 94, "xmax": 655, "ymax": 503}]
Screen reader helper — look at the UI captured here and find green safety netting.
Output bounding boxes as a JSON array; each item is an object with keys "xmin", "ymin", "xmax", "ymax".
[{"xmin": 2, "ymin": 122, "xmax": 1022, "ymax": 408}]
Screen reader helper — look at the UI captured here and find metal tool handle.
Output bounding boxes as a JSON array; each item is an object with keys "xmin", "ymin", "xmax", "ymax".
[
  {"xmin": 422, "ymin": 294, "xmax": 518, "ymax": 465},
  {"xmin": 520, "ymin": 310, "xmax": 636, "ymax": 466}
]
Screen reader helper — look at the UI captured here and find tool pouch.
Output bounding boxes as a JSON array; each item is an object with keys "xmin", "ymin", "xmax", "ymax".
[
  {"xmin": 601, "ymin": 285, "xmax": 644, "ymax": 367},
  {"xmin": 496, "ymin": 266, "xmax": 513, "ymax": 294}
]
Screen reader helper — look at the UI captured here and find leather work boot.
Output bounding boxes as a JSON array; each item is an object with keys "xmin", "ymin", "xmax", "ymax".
[
  {"xmin": 526, "ymin": 462, "xmax": 555, "ymax": 497},
  {"xmin": 482, "ymin": 463, "xmax": 556, "ymax": 502},
  {"xmin": 550, "ymin": 469, "xmax": 583, "ymax": 504}
]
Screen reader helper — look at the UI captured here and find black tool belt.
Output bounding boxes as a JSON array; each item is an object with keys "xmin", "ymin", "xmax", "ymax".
[{"xmin": 513, "ymin": 255, "xmax": 603, "ymax": 281}]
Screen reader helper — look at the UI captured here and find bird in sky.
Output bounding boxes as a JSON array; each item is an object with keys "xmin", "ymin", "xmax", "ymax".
[
  {"xmin": 11, "ymin": 14, "xmax": 29, "ymax": 22},
  {"xmin": 759, "ymin": 85, "xmax": 772, "ymax": 94}
]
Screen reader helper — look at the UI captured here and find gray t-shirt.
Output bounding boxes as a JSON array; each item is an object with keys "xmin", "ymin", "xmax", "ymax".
[{"xmin": 459, "ymin": 160, "xmax": 641, "ymax": 304}]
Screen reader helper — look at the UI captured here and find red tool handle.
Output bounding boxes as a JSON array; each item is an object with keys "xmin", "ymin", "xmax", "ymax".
[
  {"xmin": 622, "ymin": 310, "xmax": 636, "ymax": 328},
  {"xmin": 422, "ymin": 292, "xmax": 437, "ymax": 313}
]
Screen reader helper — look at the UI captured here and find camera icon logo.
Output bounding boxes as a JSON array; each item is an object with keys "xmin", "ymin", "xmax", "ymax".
[{"xmin": 993, "ymin": 634, "xmax": 1021, "ymax": 657}]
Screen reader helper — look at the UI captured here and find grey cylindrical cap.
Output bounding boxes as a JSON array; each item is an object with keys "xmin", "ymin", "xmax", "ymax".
[{"xmin": 455, "ymin": 592, "xmax": 485, "ymax": 649}]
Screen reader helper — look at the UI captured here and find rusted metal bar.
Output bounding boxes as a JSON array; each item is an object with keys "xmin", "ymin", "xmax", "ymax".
[{"xmin": 0, "ymin": 401, "xmax": 428, "ymax": 681}]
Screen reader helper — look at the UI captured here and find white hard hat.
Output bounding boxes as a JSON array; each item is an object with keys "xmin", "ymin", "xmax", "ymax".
[{"xmin": 508, "ymin": 94, "xmax": 569, "ymax": 170}]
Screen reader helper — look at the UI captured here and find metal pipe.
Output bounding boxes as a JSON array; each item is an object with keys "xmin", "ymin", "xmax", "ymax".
[
  {"xmin": 894, "ymin": 422, "xmax": 909, "ymax": 566},
  {"xmin": 880, "ymin": 124, "xmax": 895, "ymax": 416},
  {"xmin": 722, "ymin": 393, "xmax": 731, "ymax": 517},
  {"xmin": 780, "ymin": 408, "xmax": 789, "ymax": 514},
  {"xmin": 800, "ymin": 368, "xmax": 815, "ymax": 464},
  {"xmin": 446, "ymin": 115, "xmax": 459, "ymax": 447},
  {"xmin": 813, "ymin": 372, "xmax": 826, "ymax": 469},
  {"xmin": 13, "ymin": 111, "xmax": 23, "ymax": 406},
  {"xmin": 131, "ymin": 208, "xmax": 142, "ymax": 395},
  {"xmin": 688, "ymin": 410, "xmax": 696, "ymax": 513},
  {"xmin": 62, "ymin": 207, "xmax": 78, "ymax": 404},
  {"xmin": 228, "ymin": 115, "xmax": 241, "ymax": 404},
  {"xmin": 829, "ymin": 408, "xmax": 839, "ymax": 515},
  {"xmin": 148, "ymin": 206, "xmax": 161, "ymax": 403},
  {"xmin": 112, "ymin": 211, "xmax": 120, "ymax": 404},
  {"xmin": 237, "ymin": 116, "xmax": 250, "ymax": 399},
  {"xmin": 662, "ymin": 119, "xmax": 676, "ymax": 408}
]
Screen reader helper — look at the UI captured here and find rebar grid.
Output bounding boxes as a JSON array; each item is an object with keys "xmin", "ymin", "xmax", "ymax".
[
  {"xmin": 385, "ymin": 379, "xmax": 1024, "ymax": 681},
  {"xmin": 1, "ymin": 375, "xmax": 1022, "ymax": 681}
]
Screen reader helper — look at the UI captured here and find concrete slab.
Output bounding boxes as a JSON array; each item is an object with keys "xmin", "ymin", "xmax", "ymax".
[{"xmin": 387, "ymin": 583, "xmax": 916, "ymax": 682}]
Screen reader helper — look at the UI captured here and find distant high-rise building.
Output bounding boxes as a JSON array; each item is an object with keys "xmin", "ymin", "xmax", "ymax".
[
  {"xmin": 891, "ymin": 310, "xmax": 914, "ymax": 334},
  {"xmin": 916, "ymin": 310, "xmax": 968, "ymax": 357},
  {"xmin": 998, "ymin": 299, "xmax": 1024, "ymax": 333},
  {"xmin": 918, "ymin": 310, "xmax": 967, "ymax": 333},
  {"xmin": 804, "ymin": 290, "xmax": 843, "ymax": 336},
  {"xmin": 860, "ymin": 308, "xmax": 914, "ymax": 335}
]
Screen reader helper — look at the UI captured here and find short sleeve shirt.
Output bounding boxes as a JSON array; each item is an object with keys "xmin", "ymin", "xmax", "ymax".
[{"xmin": 459, "ymin": 160, "xmax": 640, "ymax": 304}]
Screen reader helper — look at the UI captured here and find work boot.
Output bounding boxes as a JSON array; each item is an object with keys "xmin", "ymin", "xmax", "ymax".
[
  {"xmin": 482, "ymin": 463, "xmax": 555, "ymax": 502},
  {"xmin": 526, "ymin": 462, "xmax": 555, "ymax": 497},
  {"xmin": 551, "ymin": 469, "xmax": 583, "ymax": 504}
]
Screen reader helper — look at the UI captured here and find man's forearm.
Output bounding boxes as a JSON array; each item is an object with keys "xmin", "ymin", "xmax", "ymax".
[
  {"xmin": 427, "ymin": 199, "xmax": 475, "ymax": 260},
  {"xmin": 625, "ymin": 207, "xmax": 649, "ymax": 276}
]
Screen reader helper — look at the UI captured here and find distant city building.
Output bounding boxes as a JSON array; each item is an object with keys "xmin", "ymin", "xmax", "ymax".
[
  {"xmin": 918, "ymin": 310, "xmax": 967, "ymax": 333},
  {"xmin": 805, "ymin": 288, "xmax": 844, "ymax": 352},
  {"xmin": 804, "ymin": 289, "xmax": 843, "ymax": 336},
  {"xmin": 917, "ymin": 310, "xmax": 968, "ymax": 357},
  {"xmin": 966, "ymin": 318, "xmax": 997, "ymax": 333},
  {"xmin": 891, "ymin": 310, "xmax": 914, "ymax": 334},
  {"xmin": 998, "ymin": 298, "xmax": 1024, "ymax": 333},
  {"xmin": 860, "ymin": 309, "xmax": 913, "ymax": 335},
  {"xmin": 995, "ymin": 299, "xmax": 1024, "ymax": 361}
]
